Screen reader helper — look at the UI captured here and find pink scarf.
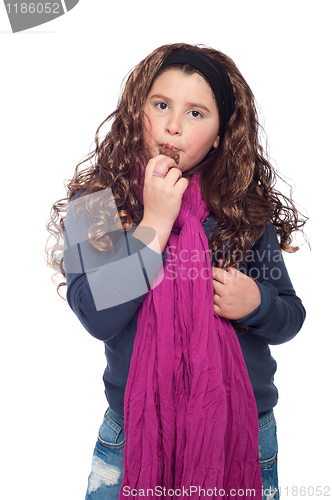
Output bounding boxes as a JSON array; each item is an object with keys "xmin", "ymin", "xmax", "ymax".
[{"xmin": 120, "ymin": 174, "xmax": 262, "ymax": 499}]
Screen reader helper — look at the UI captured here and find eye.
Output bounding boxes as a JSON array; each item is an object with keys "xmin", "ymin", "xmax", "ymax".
[
  {"xmin": 155, "ymin": 102, "xmax": 169, "ymax": 111},
  {"xmin": 188, "ymin": 109, "xmax": 203, "ymax": 118}
]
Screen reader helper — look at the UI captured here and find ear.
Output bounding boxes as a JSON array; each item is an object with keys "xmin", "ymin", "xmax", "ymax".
[{"xmin": 213, "ymin": 135, "xmax": 220, "ymax": 149}]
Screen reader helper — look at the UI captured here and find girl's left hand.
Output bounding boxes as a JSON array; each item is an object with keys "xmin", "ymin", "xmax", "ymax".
[{"xmin": 212, "ymin": 262, "xmax": 261, "ymax": 320}]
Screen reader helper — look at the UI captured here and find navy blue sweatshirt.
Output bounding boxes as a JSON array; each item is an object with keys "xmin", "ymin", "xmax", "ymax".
[{"xmin": 64, "ymin": 212, "xmax": 306, "ymax": 417}]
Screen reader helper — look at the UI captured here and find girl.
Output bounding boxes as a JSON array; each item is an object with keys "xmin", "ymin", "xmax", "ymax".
[{"xmin": 46, "ymin": 43, "xmax": 306, "ymax": 500}]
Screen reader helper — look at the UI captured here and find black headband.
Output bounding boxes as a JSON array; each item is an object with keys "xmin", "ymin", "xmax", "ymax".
[{"xmin": 159, "ymin": 50, "xmax": 235, "ymax": 140}]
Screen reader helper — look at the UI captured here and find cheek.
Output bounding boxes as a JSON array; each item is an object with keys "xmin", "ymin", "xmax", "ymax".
[
  {"xmin": 143, "ymin": 112, "xmax": 150, "ymax": 131},
  {"xmin": 142, "ymin": 114, "xmax": 152, "ymax": 143},
  {"xmin": 189, "ymin": 131, "xmax": 214, "ymax": 156}
]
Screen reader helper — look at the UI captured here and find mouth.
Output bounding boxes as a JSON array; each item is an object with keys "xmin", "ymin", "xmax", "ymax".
[{"xmin": 160, "ymin": 143, "xmax": 181, "ymax": 152}]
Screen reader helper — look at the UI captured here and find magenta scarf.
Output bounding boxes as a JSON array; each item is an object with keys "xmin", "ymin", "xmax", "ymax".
[{"xmin": 119, "ymin": 174, "xmax": 262, "ymax": 499}]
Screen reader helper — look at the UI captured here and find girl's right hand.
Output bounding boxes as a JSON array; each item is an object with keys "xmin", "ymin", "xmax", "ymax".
[
  {"xmin": 133, "ymin": 155, "xmax": 189, "ymax": 253},
  {"xmin": 143, "ymin": 155, "xmax": 189, "ymax": 226}
]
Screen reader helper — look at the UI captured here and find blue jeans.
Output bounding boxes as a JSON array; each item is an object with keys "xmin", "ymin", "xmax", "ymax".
[
  {"xmin": 258, "ymin": 410, "xmax": 279, "ymax": 500},
  {"xmin": 85, "ymin": 407, "xmax": 279, "ymax": 500}
]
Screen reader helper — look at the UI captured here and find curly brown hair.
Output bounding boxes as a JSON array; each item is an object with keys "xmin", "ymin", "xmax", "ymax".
[{"xmin": 46, "ymin": 42, "xmax": 307, "ymax": 298}]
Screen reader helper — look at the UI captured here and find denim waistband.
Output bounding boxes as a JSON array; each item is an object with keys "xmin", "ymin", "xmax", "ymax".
[
  {"xmin": 106, "ymin": 406, "xmax": 125, "ymax": 428},
  {"xmin": 258, "ymin": 409, "xmax": 274, "ymax": 427}
]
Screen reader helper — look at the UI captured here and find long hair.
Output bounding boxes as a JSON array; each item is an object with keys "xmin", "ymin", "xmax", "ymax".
[{"xmin": 46, "ymin": 42, "xmax": 307, "ymax": 297}]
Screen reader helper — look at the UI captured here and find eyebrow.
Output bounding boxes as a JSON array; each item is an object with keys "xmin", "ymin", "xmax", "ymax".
[{"xmin": 149, "ymin": 94, "xmax": 211, "ymax": 113}]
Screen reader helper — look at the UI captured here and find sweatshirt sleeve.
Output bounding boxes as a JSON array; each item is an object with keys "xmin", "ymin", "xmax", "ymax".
[
  {"xmin": 63, "ymin": 192, "xmax": 165, "ymax": 342},
  {"xmin": 65, "ymin": 234, "xmax": 166, "ymax": 342},
  {"xmin": 234, "ymin": 223, "xmax": 306, "ymax": 345}
]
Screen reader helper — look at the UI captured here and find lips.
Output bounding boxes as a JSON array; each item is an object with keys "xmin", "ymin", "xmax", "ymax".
[{"xmin": 162, "ymin": 143, "xmax": 181, "ymax": 152}]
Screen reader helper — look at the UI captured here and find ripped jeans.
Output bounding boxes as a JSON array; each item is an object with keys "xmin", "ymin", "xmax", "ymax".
[{"xmin": 85, "ymin": 407, "xmax": 279, "ymax": 500}]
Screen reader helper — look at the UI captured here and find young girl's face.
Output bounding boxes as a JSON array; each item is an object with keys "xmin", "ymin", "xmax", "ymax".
[{"xmin": 143, "ymin": 69, "xmax": 220, "ymax": 172}]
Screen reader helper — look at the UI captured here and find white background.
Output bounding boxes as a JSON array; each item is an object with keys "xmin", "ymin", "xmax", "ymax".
[{"xmin": 1, "ymin": 1, "xmax": 331, "ymax": 498}]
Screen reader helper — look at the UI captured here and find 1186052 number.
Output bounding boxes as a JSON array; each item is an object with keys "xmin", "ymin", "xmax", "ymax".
[
  {"xmin": 5, "ymin": 3, "xmax": 60, "ymax": 14},
  {"xmin": 282, "ymin": 486, "xmax": 331, "ymax": 496}
]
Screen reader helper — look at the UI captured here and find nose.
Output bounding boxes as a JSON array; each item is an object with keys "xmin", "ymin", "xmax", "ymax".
[{"xmin": 165, "ymin": 112, "xmax": 182, "ymax": 136}]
